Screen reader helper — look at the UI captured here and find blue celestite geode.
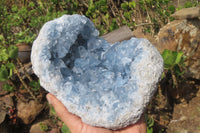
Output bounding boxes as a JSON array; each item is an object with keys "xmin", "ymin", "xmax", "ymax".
[{"xmin": 31, "ymin": 14, "xmax": 163, "ymax": 130}]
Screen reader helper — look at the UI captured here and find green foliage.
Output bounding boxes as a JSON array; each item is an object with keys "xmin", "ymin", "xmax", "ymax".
[
  {"xmin": 29, "ymin": 80, "xmax": 40, "ymax": 91},
  {"xmin": 2, "ymin": 83, "xmax": 14, "ymax": 92},
  {"xmin": 0, "ymin": 0, "xmax": 81, "ymax": 95},
  {"xmin": 39, "ymin": 123, "xmax": 49, "ymax": 131},
  {"xmin": 137, "ymin": 0, "xmax": 178, "ymax": 33},
  {"xmin": 121, "ymin": 2, "xmax": 129, "ymax": 10},
  {"xmin": 168, "ymin": 5, "xmax": 176, "ymax": 14},
  {"xmin": 61, "ymin": 124, "xmax": 71, "ymax": 133},
  {"xmin": 0, "ymin": 63, "xmax": 15, "ymax": 81},
  {"xmin": 0, "ymin": 66, "xmax": 8, "ymax": 81},
  {"xmin": 145, "ymin": 114, "xmax": 154, "ymax": 133},
  {"xmin": 184, "ymin": 2, "xmax": 193, "ymax": 8},
  {"xmin": 162, "ymin": 49, "xmax": 185, "ymax": 69},
  {"xmin": 50, "ymin": 106, "xmax": 56, "ymax": 115},
  {"xmin": 129, "ymin": 1, "xmax": 136, "ymax": 8},
  {"xmin": 8, "ymin": 45, "xmax": 18, "ymax": 59},
  {"xmin": 161, "ymin": 49, "xmax": 186, "ymax": 87},
  {"xmin": 86, "ymin": 0, "xmax": 117, "ymax": 35},
  {"xmin": 184, "ymin": 1, "xmax": 199, "ymax": 8},
  {"xmin": 0, "ymin": 45, "xmax": 19, "ymax": 62}
]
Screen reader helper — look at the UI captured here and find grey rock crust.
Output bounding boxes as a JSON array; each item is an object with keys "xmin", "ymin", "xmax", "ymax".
[{"xmin": 31, "ymin": 14, "xmax": 163, "ymax": 130}]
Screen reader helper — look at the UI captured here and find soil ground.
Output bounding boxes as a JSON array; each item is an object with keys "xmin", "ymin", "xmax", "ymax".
[{"xmin": 148, "ymin": 79, "xmax": 200, "ymax": 133}]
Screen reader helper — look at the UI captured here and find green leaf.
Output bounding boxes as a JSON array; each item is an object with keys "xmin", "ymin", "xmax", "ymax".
[
  {"xmin": 145, "ymin": 114, "xmax": 154, "ymax": 133},
  {"xmin": 124, "ymin": 12, "xmax": 131, "ymax": 20},
  {"xmin": 129, "ymin": 1, "xmax": 136, "ymax": 8},
  {"xmin": 50, "ymin": 106, "xmax": 56, "ymax": 115},
  {"xmin": 6, "ymin": 63, "xmax": 15, "ymax": 78},
  {"xmin": 88, "ymin": 5, "xmax": 95, "ymax": 12},
  {"xmin": 8, "ymin": 45, "xmax": 18, "ymax": 59},
  {"xmin": 61, "ymin": 124, "xmax": 71, "ymax": 133},
  {"xmin": 121, "ymin": 2, "xmax": 129, "ymax": 10},
  {"xmin": 161, "ymin": 49, "xmax": 175, "ymax": 68},
  {"xmin": 0, "ymin": 67, "xmax": 8, "ymax": 81},
  {"xmin": 2, "ymin": 83, "xmax": 14, "ymax": 92},
  {"xmin": 28, "ymin": 1, "xmax": 35, "ymax": 8},
  {"xmin": 0, "ymin": 47, "xmax": 9, "ymax": 61},
  {"xmin": 147, "ymin": 127, "xmax": 153, "ymax": 133},
  {"xmin": 6, "ymin": 63, "xmax": 15, "ymax": 70},
  {"xmin": 29, "ymin": 80, "xmax": 40, "ymax": 91},
  {"xmin": 184, "ymin": 2, "xmax": 193, "ymax": 8},
  {"xmin": 147, "ymin": 117, "xmax": 154, "ymax": 127},
  {"xmin": 99, "ymin": 0, "xmax": 107, "ymax": 5},
  {"xmin": 39, "ymin": 123, "xmax": 48, "ymax": 131},
  {"xmin": 168, "ymin": 5, "xmax": 175, "ymax": 14},
  {"xmin": 145, "ymin": 0, "xmax": 152, "ymax": 4},
  {"xmin": 11, "ymin": 5, "xmax": 18, "ymax": 12},
  {"xmin": 161, "ymin": 72, "xmax": 165, "ymax": 79},
  {"xmin": 175, "ymin": 51, "xmax": 184, "ymax": 64}
]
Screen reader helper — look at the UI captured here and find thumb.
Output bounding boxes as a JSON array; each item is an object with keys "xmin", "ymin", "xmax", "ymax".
[{"xmin": 46, "ymin": 93, "xmax": 83, "ymax": 131}]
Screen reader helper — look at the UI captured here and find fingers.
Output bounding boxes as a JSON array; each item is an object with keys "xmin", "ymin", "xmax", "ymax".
[
  {"xmin": 46, "ymin": 93, "xmax": 83, "ymax": 131},
  {"xmin": 46, "ymin": 93, "xmax": 147, "ymax": 133}
]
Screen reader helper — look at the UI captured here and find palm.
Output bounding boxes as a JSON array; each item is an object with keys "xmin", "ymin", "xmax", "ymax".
[
  {"xmin": 76, "ymin": 120, "xmax": 145, "ymax": 133},
  {"xmin": 47, "ymin": 93, "xmax": 146, "ymax": 133},
  {"xmin": 73, "ymin": 121, "xmax": 113, "ymax": 133}
]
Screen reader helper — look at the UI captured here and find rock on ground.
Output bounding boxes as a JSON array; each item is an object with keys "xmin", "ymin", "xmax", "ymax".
[
  {"xmin": 30, "ymin": 119, "xmax": 60, "ymax": 133},
  {"xmin": 167, "ymin": 87, "xmax": 200, "ymax": 133},
  {"xmin": 17, "ymin": 100, "xmax": 44, "ymax": 124},
  {"xmin": 156, "ymin": 18, "xmax": 200, "ymax": 79},
  {"xmin": 171, "ymin": 7, "xmax": 200, "ymax": 20},
  {"xmin": 16, "ymin": 43, "xmax": 31, "ymax": 64}
]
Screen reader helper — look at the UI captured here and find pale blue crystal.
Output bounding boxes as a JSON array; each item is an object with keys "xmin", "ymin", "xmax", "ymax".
[{"xmin": 31, "ymin": 14, "xmax": 163, "ymax": 130}]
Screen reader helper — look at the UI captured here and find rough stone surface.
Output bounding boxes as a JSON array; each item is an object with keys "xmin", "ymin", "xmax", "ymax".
[
  {"xmin": 31, "ymin": 14, "xmax": 163, "ymax": 130},
  {"xmin": 0, "ymin": 105, "xmax": 6, "ymax": 124},
  {"xmin": 17, "ymin": 100, "xmax": 44, "ymax": 124},
  {"xmin": 171, "ymin": 7, "xmax": 200, "ymax": 20},
  {"xmin": 16, "ymin": 43, "xmax": 31, "ymax": 63},
  {"xmin": 30, "ymin": 120, "xmax": 57, "ymax": 133},
  {"xmin": 156, "ymin": 19, "xmax": 200, "ymax": 79}
]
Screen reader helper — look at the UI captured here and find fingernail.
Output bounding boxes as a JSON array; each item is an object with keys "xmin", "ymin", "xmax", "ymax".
[{"xmin": 46, "ymin": 94, "xmax": 53, "ymax": 104}]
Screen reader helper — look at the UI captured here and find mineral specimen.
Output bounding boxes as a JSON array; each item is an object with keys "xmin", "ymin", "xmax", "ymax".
[{"xmin": 31, "ymin": 14, "xmax": 163, "ymax": 130}]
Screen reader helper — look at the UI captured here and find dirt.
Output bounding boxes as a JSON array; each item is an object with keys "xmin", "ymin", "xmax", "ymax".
[
  {"xmin": 167, "ymin": 89, "xmax": 200, "ymax": 133},
  {"xmin": 147, "ymin": 79, "xmax": 200, "ymax": 133}
]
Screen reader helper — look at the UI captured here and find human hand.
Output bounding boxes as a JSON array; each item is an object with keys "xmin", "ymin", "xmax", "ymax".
[{"xmin": 46, "ymin": 93, "xmax": 147, "ymax": 133}]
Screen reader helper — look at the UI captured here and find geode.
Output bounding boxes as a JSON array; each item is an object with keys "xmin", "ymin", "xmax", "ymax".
[{"xmin": 31, "ymin": 14, "xmax": 163, "ymax": 130}]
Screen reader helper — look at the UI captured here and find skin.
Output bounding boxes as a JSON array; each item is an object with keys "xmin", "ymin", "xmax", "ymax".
[{"xmin": 46, "ymin": 93, "xmax": 147, "ymax": 133}]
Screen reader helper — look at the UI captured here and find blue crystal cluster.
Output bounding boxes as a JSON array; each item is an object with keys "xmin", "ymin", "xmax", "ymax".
[{"xmin": 31, "ymin": 14, "xmax": 163, "ymax": 130}]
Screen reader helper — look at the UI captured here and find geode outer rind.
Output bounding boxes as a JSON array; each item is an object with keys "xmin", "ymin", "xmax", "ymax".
[{"xmin": 31, "ymin": 14, "xmax": 163, "ymax": 130}]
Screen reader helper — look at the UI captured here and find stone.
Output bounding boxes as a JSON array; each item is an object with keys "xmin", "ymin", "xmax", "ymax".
[
  {"xmin": 0, "ymin": 94, "xmax": 14, "ymax": 107},
  {"xmin": 16, "ymin": 43, "xmax": 31, "ymax": 64},
  {"xmin": 31, "ymin": 14, "xmax": 163, "ymax": 130},
  {"xmin": 101, "ymin": 26, "xmax": 134, "ymax": 44},
  {"xmin": 17, "ymin": 100, "xmax": 44, "ymax": 124},
  {"xmin": 29, "ymin": 123, "xmax": 44, "ymax": 133},
  {"xmin": 0, "ymin": 104, "xmax": 6, "ymax": 124},
  {"xmin": 30, "ymin": 119, "xmax": 60, "ymax": 133},
  {"xmin": 133, "ymin": 27, "xmax": 157, "ymax": 46},
  {"xmin": 156, "ymin": 18, "xmax": 200, "ymax": 79},
  {"xmin": 0, "ymin": 93, "xmax": 14, "ymax": 125},
  {"xmin": 171, "ymin": 7, "xmax": 200, "ymax": 20}
]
